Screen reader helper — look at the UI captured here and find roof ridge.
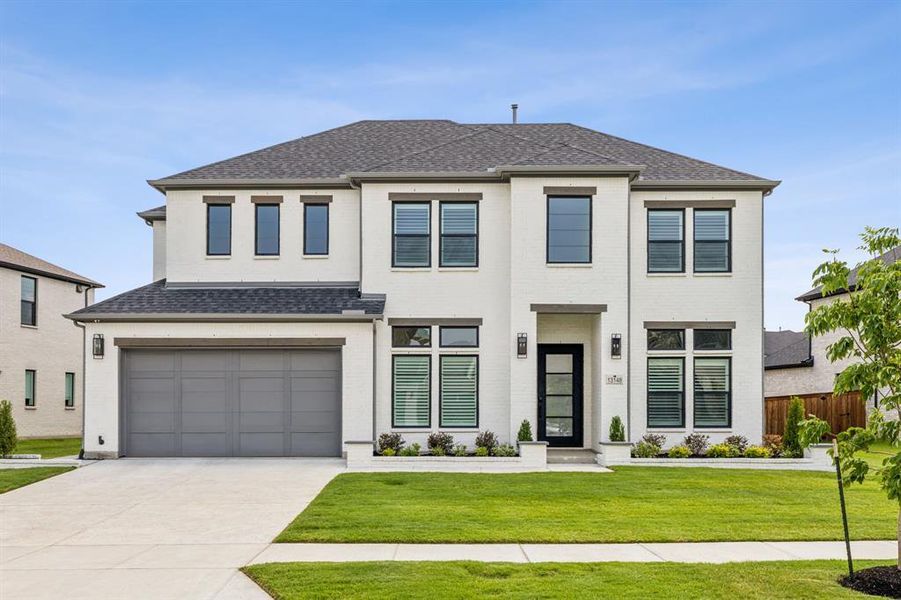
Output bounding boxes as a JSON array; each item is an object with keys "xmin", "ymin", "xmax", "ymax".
[
  {"xmin": 565, "ymin": 123, "xmax": 767, "ymax": 181},
  {"xmin": 361, "ymin": 128, "xmax": 492, "ymax": 172},
  {"xmin": 475, "ymin": 124, "xmax": 555, "ymax": 152}
]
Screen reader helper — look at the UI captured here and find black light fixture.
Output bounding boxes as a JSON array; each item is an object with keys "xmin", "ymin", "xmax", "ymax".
[
  {"xmin": 92, "ymin": 333, "xmax": 105, "ymax": 358},
  {"xmin": 517, "ymin": 333, "xmax": 528, "ymax": 358},
  {"xmin": 611, "ymin": 334, "xmax": 622, "ymax": 358}
]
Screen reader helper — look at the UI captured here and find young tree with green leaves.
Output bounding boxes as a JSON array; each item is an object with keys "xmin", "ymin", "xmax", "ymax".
[
  {"xmin": 798, "ymin": 226, "xmax": 901, "ymax": 568},
  {"xmin": 0, "ymin": 400, "xmax": 17, "ymax": 457}
]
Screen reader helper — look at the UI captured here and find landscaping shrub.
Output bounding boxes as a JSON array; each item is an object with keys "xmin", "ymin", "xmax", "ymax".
[
  {"xmin": 494, "ymin": 444, "xmax": 516, "ymax": 457},
  {"xmin": 744, "ymin": 445, "xmax": 772, "ymax": 459},
  {"xmin": 706, "ymin": 443, "xmax": 740, "ymax": 458},
  {"xmin": 381, "ymin": 448, "xmax": 396, "ymax": 457},
  {"xmin": 427, "ymin": 432, "xmax": 454, "ymax": 455},
  {"xmin": 608, "ymin": 416, "xmax": 626, "ymax": 442},
  {"xmin": 724, "ymin": 435, "xmax": 749, "ymax": 454},
  {"xmin": 517, "ymin": 420, "xmax": 534, "ymax": 442},
  {"xmin": 399, "ymin": 443, "xmax": 421, "ymax": 457},
  {"xmin": 452, "ymin": 444, "xmax": 467, "ymax": 457},
  {"xmin": 667, "ymin": 445, "xmax": 691, "ymax": 459},
  {"xmin": 783, "ymin": 397, "xmax": 804, "ymax": 457},
  {"xmin": 431, "ymin": 446, "xmax": 446, "ymax": 456},
  {"xmin": 682, "ymin": 433, "xmax": 710, "ymax": 456},
  {"xmin": 378, "ymin": 432, "xmax": 404, "ymax": 454},
  {"xmin": 762, "ymin": 434, "xmax": 783, "ymax": 457},
  {"xmin": 631, "ymin": 440, "xmax": 659, "ymax": 458},
  {"xmin": 640, "ymin": 433, "xmax": 666, "ymax": 449},
  {"xmin": 474, "ymin": 446, "xmax": 490, "ymax": 457},
  {"xmin": 0, "ymin": 400, "xmax": 16, "ymax": 457},
  {"xmin": 475, "ymin": 431, "xmax": 498, "ymax": 452}
]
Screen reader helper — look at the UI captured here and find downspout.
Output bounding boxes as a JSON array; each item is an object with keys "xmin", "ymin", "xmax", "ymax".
[
  {"xmin": 625, "ymin": 181, "xmax": 632, "ymax": 442},
  {"xmin": 73, "ymin": 287, "xmax": 90, "ymax": 459},
  {"xmin": 372, "ymin": 319, "xmax": 378, "ymax": 442}
]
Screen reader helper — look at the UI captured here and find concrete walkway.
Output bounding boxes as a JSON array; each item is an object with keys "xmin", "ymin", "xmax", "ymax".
[
  {"xmin": 1, "ymin": 458, "xmax": 345, "ymax": 600},
  {"xmin": 251, "ymin": 540, "xmax": 898, "ymax": 565}
]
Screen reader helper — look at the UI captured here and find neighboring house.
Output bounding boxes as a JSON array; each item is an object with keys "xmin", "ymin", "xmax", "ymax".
[
  {"xmin": 0, "ymin": 244, "xmax": 102, "ymax": 438},
  {"xmin": 67, "ymin": 119, "xmax": 779, "ymax": 458}
]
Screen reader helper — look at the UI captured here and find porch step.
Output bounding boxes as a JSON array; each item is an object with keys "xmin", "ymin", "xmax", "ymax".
[{"xmin": 547, "ymin": 449, "xmax": 597, "ymax": 464}]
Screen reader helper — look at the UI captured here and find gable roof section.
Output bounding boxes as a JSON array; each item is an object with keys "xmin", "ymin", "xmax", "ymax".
[
  {"xmin": 149, "ymin": 120, "xmax": 777, "ymax": 191},
  {"xmin": 764, "ymin": 330, "xmax": 812, "ymax": 369},
  {"xmin": 0, "ymin": 243, "xmax": 103, "ymax": 288},
  {"xmin": 796, "ymin": 245, "xmax": 901, "ymax": 302}
]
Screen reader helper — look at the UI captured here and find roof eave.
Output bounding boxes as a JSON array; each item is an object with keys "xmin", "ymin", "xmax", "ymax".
[
  {"xmin": 137, "ymin": 208, "xmax": 166, "ymax": 225},
  {"xmin": 631, "ymin": 179, "xmax": 781, "ymax": 193},
  {"xmin": 0, "ymin": 261, "xmax": 104, "ymax": 289},
  {"xmin": 64, "ymin": 312, "xmax": 383, "ymax": 323},
  {"xmin": 147, "ymin": 178, "xmax": 353, "ymax": 193}
]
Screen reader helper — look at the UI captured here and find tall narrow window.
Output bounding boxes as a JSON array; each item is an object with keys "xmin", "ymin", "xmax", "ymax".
[
  {"xmin": 547, "ymin": 196, "xmax": 591, "ymax": 263},
  {"xmin": 392, "ymin": 355, "xmax": 430, "ymax": 427},
  {"xmin": 694, "ymin": 209, "xmax": 731, "ymax": 272},
  {"xmin": 440, "ymin": 202, "xmax": 477, "ymax": 266},
  {"xmin": 206, "ymin": 204, "xmax": 231, "ymax": 256},
  {"xmin": 25, "ymin": 370, "xmax": 36, "ymax": 407},
  {"xmin": 393, "ymin": 203, "xmax": 430, "ymax": 267},
  {"xmin": 647, "ymin": 358, "xmax": 684, "ymax": 427},
  {"xmin": 440, "ymin": 355, "xmax": 478, "ymax": 427},
  {"xmin": 255, "ymin": 204, "xmax": 280, "ymax": 256},
  {"xmin": 694, "ymin": 358, "xmax": 731, "ymax": 427},
  {"xmin": 21, "ymin": 276, "xmax": 37, "ymax": 326},
  {"xmin": 648, "ymin": 210, "xmax": 684, "ymax": 272},
  {"xmin": 65, "ymin": 372, "xmax": 75, "ymax": 408},
  {"xmin": 304, "ymin": 203, "xmax": 329, "ymax": 255}
]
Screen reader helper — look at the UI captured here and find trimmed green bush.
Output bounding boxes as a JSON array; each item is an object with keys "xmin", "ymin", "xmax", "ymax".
[
  {"xmin": 452, "ymin": 444, "xmax": 467, "ymax": 457},
  {"xmin": 608, "ymin": 416, "xmax": 626, "ymax": 442},
  {"xmin": 399, "ymin": 443, "xmax": 421, "ymax": 457},
  {"xmin": 631, "ymin": 441, "xmax": 659, "ymax": 458},
  {"xmin": 378, "ymin": 432, "xmax": 404, "ymax": 454},
  {"xmin": 0, "ymin": 400, "xmax": 17, "ymax": 457},
  {"xmin": 667, "ymin": 445, "xmax": 691, "ymax": 458},
  {"xmin": 783, "ymin": 397, "xmax": 804, "ymax": 457},
  {"xmin": 427, "ymin": 432, "xmax": 454, "ymax": 454},
  {"xmin": 381, "ymin": 448, "xmax": 396, "ymax": 457},
  {"xmin": 474, "ymin": 446, "xmax": 489, "ymax": 457},
  {"xmin": 744, "ymin": 445, "xmax": 772, "ymax": 459},
  {"xmin": 494, "ymin": 444, "xmax": 516, "ymax": 457},
  {"xmin": 475, "ymin": 431, "xmax": 498, "ymax": 452},
  {"xmin": 517, "ymin": 420, "xmax": 534, "ymax": 442},
  {"xmin": 431, "ymin": 446, "xmax": 446, "ymax": 456},
  {"xmin": 706, "ymin": 443, "xmax": 740, "ymax": 458},
  {"xmin": 724, "ymin": 435, "xmax": 749, "ymax": 454}
]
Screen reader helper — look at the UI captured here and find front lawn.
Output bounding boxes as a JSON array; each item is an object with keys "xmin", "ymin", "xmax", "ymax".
[
  {"xmin": 0, "ymin": 467, "xmax": 74, "ymax": 494},
  {"xmin": 14, "ymin": 437, "xmax": 81, "ymax": 459},
  {"xmin": 277, "ymin": 468, "xmax": 895, "ymax": 543},
  {"xmin": 244, "ymin": 560, "xmax": 882, "ymax": 599}
]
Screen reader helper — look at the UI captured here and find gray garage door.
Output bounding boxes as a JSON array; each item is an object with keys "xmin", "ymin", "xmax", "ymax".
[{"xmin": 123, "ymin": 349, "xmax": 341, "ymax": 457}]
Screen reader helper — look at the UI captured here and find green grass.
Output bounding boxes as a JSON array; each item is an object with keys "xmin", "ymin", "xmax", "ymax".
[
  {"xmin": 243, "ymin": 560, "xmax": 883, "ymax": 599},
  {"xmin": 861, "ymin": 440, "xmax": 896, "ymax": 469},
  {"xmin": 276, "ymin": 468, "xmax": 895, "ymax": 543},
  {"xmin": 0, "ymin": 467, "xmax": 74, "ymax": 493},
  {"xmin": 13, "ymin": 437, "xmax": 81, "ymax": 458}
]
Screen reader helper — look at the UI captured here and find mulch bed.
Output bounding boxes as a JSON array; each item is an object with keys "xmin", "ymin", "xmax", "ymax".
[{"xmin": 841, "ymin": 566, "xmax": 901, "ymax": 598}]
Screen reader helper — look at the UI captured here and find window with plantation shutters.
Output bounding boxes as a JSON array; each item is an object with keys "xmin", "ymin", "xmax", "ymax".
[
  {"xmin": 440, "ymin": 202, "xmax": 477, "ymax": 267},
  {"xmin": 392, "ymin": 355, "xmax": 430, "ymax": 427},
  {"xmin": 440, "ymin": 355, "xmax": 478, "ymax": 427},
  {"xmin": 393, "ymin": 203, "xmax": 430, "ymax": 267},
  {"xmin": 647, "ymin": 358, "xmax": 684, "ymax": 427},
  {"xmin": 694, "ymin": 209, "xmax": 730, "ymax": 272},
  {"xmin": 694, "ymin": 358, "xmax": 731, "ymax": 427},
  {"xmin": 648, "ymin": 210, "xmax": 684, "ymax": 272}
]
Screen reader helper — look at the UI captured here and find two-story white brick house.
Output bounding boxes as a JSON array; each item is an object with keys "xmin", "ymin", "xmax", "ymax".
[{"xmin": 68, "ymin": 120, "xmax": 778, "ymax": 458}]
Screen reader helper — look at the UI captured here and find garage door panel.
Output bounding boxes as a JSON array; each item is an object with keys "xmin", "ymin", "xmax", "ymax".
[
  {"xmin": 238, "ymin": 351, "xmax": 285, "ymax": 371},
  {"xmin": 291, "ymin": 433, "xmax": 339, "ymax": 456},
  {"xmin": 291, "ymin": 389, "xmax": 339, "ymax": 410},
  {"xmin": 239, "ymin": 411, "xmax": 285, "ymax": 432},
  {"xmin": 239, "ymin": 433, "xmax": 284, "ymax": 456},
  {"xmin": 129, "ymin": 411, "xmax": 176, "ymax": 433},
  {"xmin": 291, "ymin": 409, "xmax": 340, "ymax": 431},
  {"xmin": 289, "ymin": 351, "xmax": 339, "ymax": 370},
  {"xmin": 182, "ymin": 411, "xmax": 228, "ymax": 432},
  {"xmin": 129, "ymin": 352, "xmax": 177, "ymax": 371},
  {"xmin": 180, "ymin": 351, "xmax": 228, "ymax": 371},
  {"xmin": 128, "ymin": 433, "xmax": 176, "ymax": 456},
  {"xmin": 181, "ymin": 433, "xmax": 229, "ymax": 456},
  {"xmin": 291, "ymin": 376, "xmax": 339, "ymax": 393}
]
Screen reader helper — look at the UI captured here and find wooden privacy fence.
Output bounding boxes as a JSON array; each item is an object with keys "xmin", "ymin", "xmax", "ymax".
[{"xmin": 765, "ymin": 391, "xmax": 866, "ymax": 437}]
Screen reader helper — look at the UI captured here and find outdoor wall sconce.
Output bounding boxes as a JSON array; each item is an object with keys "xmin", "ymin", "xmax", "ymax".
[
  {"xmin": 517, "ymin": 333, "xmax": 528, "ymax": 358},
  {"xmin": 611, "ymin": 333, "xmax": 622, "ymax": 358},
  {"xmin": 92, "ymin": 333, "xmax": 105, "ymax": 359}
]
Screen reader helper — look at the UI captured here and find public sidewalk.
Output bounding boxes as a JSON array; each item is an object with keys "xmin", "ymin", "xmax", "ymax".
[{"xmin": 250, "ymin": 540, "xmax": 897, "ymax": 565}]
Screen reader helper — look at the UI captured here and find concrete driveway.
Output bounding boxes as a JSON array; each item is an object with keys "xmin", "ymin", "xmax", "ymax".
[{"xmin": 1, "ymin": 458, "xmax": 344, "ymax": 599}]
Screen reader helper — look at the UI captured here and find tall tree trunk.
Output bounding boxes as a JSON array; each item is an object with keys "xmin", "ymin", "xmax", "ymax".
[{"xmin": 897, "ymin": 507, "xmax": 900, "ymax": 570}]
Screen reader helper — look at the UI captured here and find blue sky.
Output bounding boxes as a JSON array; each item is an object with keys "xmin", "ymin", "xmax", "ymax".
[{"xmin": 0, "ymin": 0, "xmax": 898, "ymax": 329}]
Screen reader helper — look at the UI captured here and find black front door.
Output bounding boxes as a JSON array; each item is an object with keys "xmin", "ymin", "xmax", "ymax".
[{"xmin": 537, "ymin": 344, "xmax": 584, "ymax": 447}]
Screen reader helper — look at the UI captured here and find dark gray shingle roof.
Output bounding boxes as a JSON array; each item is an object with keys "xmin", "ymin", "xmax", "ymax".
[
  {"xmin": 764, "ymin": 330, "xmax": 812, "ymax": 369},
  {"xmin": 68, "ymin": 280, "xmax": 384, "ymax": 318},
  {"xmin": 796, "ymin": 245, "xmax": 901, "ymax": 302},
  {"xmin": 0, "ymin": 243, "xmax": 103, "ymax": 287},
  {"xmin": 152, "ymin": 120, "xmax": 772, "ymax": 184}
]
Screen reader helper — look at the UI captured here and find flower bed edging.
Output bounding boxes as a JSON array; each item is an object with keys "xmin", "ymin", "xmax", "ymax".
[
  {"xmin": 597, "ymin": 442, "xmax": 833, "ymax": 471},
  {"xmin": 344, "ymin": 440, "xmax": 548, "ymax": 469}
]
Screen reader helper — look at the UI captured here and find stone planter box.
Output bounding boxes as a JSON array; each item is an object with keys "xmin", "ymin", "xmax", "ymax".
[
  {"xmin": 344, "ymin": 440, "xmax": 548, "ymax": 471},
  {"xmin": 597, "ymin": 442, "xmax": 632, "ymax": 466},
  {"xmin": 596, "ymin": 442, "xmax": 834, "ymax": 471}
]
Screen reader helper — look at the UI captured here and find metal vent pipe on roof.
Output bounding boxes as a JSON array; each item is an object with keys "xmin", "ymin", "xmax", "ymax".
[{"xmin": 511, "ymin": 103, "xmax": 518, "ymax": 124}]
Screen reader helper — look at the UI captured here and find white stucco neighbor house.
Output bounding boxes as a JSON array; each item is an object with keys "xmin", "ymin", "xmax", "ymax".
[
  {"xmin": 67, "ymin": 119, "xmax": 779, "ymax": 459},
  {"xmin": 0, "ymin": 243, "xmax": 102, "ymax": 438}
]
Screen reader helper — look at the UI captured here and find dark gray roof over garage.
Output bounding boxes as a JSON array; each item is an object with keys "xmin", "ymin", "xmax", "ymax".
[
  {"xmin": 764, "ymin": 330, "xmax": 812, "ymax": 369},
  {"xmin": 66, "ymin": 280, "xmax": 384, "ymax": 321},
  {"xmin": 149, "ymin": 120, "xmax": 777, "ymax": 189},
  {"xmin": 796, "ymin": 245, "xmax": 901, "ymax": 302}
]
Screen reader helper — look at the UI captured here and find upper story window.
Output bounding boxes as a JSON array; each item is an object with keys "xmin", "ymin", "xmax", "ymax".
[
  {"xmin": 547, "ymin": 196, "xmax": 591, "ymax": 264},
  {"xmin": 694, "ymin": 209, "xmax": 731, "ymax": 272},
  {"xmin": 439, "ymin": 326, "xmax": 479, "ymax": 348},
  {"xmin": 694, "ymin": 329, "xmax": 732, "ymax": 351},
  {"xmin": 304, "ymin": 203, "xmax": 329, "ymax": 256},
  {"xmin": 255, "ymin": 204, "xmax": 280, "ymax": 256},
  {"xmin": 393, "ymin": 203, "xmax": 430, "ymax": 267},
  {"xmin": 21, "ymin": 276, "xmax": 37, "ymax": 326},
  {"xmin": 440, "ymin": 202, "xmax": 478, "ymax": 267},
  {"xmin": 206, "ymin": 204, "xmax": 232, "ymax": 256},
  {"xmin": 648, "ymin": 209, "xmax": 684, "ymax": 273},
  {"xmin": 648, "ymin": 329, "xmax": 684, "ymax": 351},
  {"xmin": 392, "ymin": 326, "xmax": 431, "ymax": 347}
]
